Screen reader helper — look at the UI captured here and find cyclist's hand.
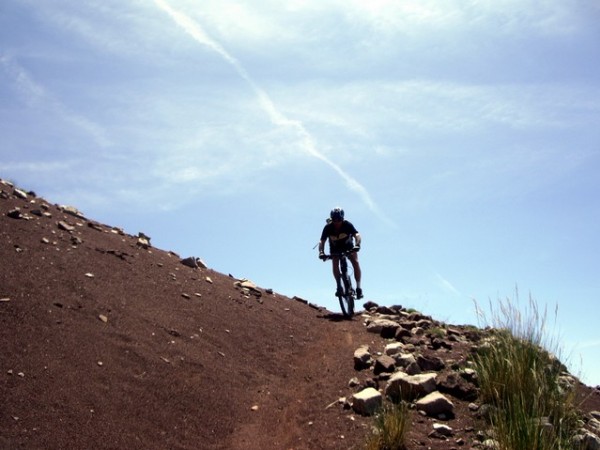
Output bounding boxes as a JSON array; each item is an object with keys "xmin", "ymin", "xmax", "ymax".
[
  {"xmin": 319, "ymin": 252, "xmax": 327, "ymax": 261},
  {"xmin": 353, "ymin": 245, "xmax": 361, "ymax": 252}
]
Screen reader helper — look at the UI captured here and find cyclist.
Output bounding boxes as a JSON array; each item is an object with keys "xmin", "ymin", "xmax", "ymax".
[{"xmin": 318, "ymin": 207, "xmax": 363, "ymax": 299}]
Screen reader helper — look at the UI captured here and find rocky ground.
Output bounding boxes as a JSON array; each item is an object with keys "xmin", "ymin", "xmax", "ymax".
[{"xmin": 1, "ymin": 178, "xmax": 599, "ymax": 450}]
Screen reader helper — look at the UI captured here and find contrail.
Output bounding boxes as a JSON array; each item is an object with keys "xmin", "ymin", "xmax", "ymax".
[
  {"xmin": 154, "ymin": 0, "xmax": 393, "ymax": 225},
  {"xmin": 435, "ymin": 272, "xmax": 461, "ymax": 297}
]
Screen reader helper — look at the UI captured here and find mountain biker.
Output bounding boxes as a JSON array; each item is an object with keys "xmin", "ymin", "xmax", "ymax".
[{"xmin": 318, "ymin": 207, "xmax": 363, "ymax": 299}]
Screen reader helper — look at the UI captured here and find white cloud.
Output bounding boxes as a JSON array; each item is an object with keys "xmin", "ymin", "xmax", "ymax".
[
  {"xmin": 163, "ymin": 0, "xmax": 593, "ymax": 48},
  {"xmin": 3, "ymin": 0, "xmax": 598, "ymax": 216},
  {"xmin": 273, "ymin": 79, "xmax": 600, "ymax": 148}
]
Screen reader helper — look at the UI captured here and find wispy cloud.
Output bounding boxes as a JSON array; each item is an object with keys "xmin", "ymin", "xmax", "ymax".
[
  {"xmin": 154, "ymin": 0, "xmax": 394, "ymax": 226},
  {"xmin": 435, "ymin": 272, "xmax": 461, "ymax": 297},
  {"xmin": 1, "ymin": 53, "xmax": 46, "ymax": 107},
  {"xmin": 577, "ymin": 339, "xmax": 600, "ymax": 350},
  {"xmin": 0, "ymin": 160, "xmax": 75, "ymax": 175},
  {"xmin": 0, "ymin": 53, "xmax": 111, "ymax": 148},
  {"xmin": 172, "ymin": 0, "xmax": 589, "ymax": 48}
]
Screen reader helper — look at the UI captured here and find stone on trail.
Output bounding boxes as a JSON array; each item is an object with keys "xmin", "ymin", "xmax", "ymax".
[{"xmin": 352, "ymin": 387, "xmax": 382, "ymax": 416}]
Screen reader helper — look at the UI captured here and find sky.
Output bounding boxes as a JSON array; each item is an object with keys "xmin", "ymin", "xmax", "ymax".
[{"xmin": 1, "ymin": 0, "xmax": 599, "ymax": 385}]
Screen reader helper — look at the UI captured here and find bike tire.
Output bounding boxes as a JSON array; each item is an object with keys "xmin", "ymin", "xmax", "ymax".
[
  {"xmin": 334, "ymin": 254, "xmax": 355, "ymax": 318},
  {"xmin": 338, "ymin": 292, "xmax": 355, "ymax": 318},
  {"xmin": 339, "ymin": 275, "xmax": 355, "ymax": 318}
]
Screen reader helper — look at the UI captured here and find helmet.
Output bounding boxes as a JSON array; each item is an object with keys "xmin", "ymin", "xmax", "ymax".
[{"xmin": 330, "ymin": 207, "xmax": 344, "ymax": 221}]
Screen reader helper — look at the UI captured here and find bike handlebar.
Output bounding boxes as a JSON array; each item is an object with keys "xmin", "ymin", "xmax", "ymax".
[{"xmin": 320, "ymin": 248, "xmax": 358, "ymax": 260}]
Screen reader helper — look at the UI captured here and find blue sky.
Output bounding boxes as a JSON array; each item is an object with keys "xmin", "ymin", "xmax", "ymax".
[{"xmin": 2, "ymin": 0, "xmax": 599, "ymax": 385}]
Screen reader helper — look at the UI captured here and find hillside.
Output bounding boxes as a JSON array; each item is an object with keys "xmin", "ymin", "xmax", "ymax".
[{"xmin": 1, "ymin": 178, "xmax": 599, "ymax": 450}]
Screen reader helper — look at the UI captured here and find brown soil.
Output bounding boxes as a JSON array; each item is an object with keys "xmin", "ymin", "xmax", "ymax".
[{"xmin": 2, "ymin": 182, "xmax": 599, "ymax": 449}]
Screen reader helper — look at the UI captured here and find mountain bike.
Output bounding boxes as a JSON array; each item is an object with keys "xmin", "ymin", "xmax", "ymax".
[{"xmin": 322, "ymin": 250, "xmax": 356, "ymax": 318}]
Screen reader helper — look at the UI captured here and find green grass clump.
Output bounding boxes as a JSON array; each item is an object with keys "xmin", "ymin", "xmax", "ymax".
[
  {"xmin": 365, "ymin": 402, "xmax": 410, "ymax": 450},
  {"xmin": 473, "ymin": 295, "xmax": 579, "ymax": 449}
]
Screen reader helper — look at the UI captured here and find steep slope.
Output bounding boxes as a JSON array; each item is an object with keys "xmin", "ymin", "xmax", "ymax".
[
  {"xmin": 2, "ymin": 179, "xmax": 599, "ymax": 450},
  {"xmin": 0, "ymin": 180, "xmax": 384, "ymax": 449}
]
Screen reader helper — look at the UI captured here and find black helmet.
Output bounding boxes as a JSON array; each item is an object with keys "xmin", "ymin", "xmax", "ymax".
[{"xmin": 330, "ymin": 207, "xmax": 344, "ymax": 221}]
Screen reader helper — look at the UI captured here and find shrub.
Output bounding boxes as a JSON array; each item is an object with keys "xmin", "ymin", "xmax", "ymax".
[
  {"xmin": 365, "ymin": 401, "xmax": 410, "ymax": 450},
  {"xmin": 473, "ymin": 295, "xmax": 579, "ymax": 449}
]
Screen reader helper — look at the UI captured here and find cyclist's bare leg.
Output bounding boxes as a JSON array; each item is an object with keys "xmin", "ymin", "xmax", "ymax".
[
  {"xmin": 331, "ymin": 256, "xmax": 342, "ymax": 291},
  {"xmin": 348, "ymin": 252, "xmax": 362, "ymax": 288}
]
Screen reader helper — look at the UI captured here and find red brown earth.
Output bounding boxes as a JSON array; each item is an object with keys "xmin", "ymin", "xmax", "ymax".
[{"xmin": 2, "ymin": 180, "xmax": 599, "ymax": 450}]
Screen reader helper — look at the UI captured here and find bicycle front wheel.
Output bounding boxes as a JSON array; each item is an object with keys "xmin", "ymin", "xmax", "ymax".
[{"xmin": 338, "ymin": 293, "xmax": 354, "ymax": 318}]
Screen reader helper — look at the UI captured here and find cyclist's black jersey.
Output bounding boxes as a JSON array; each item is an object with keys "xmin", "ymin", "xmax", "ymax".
[{"xmin": 320, "ymin": 220, "xmax": 358, "ymax": 254}]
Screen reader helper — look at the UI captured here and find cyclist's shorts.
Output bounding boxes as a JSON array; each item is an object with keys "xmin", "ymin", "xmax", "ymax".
[{"xmin": 330, "ymin": 243, "xmax": 354, "ymax": 256}]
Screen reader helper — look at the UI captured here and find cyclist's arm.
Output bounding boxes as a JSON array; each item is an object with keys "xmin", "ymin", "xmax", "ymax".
[
  {"xmin": 318, "ymin": 239, "xmax": 326, "ymax": 254},
  {"xmin": 353, "ymin": 232, "xmax": 362, "ymax": 247}
]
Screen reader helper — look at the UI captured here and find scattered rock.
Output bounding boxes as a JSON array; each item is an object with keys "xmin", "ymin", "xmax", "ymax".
[
  {"xmin": 394, "ymin": 327, "xmax": 412, "ymax": 342},
  {"xmin": 137, "ymin": 232, "xmax": 151, "ymax": 249},
  {"xmin": 385, "ymin": 372, "xmax": 437, "ymax": 402},
  {"xmin": 60, "ymin": 205, "xmax": 85, "ymax": 219},
  {"xmin": 180, "ymin": 257, "xmax": 207, "ymax": 269},
  {"xmin": 588, "ymin": 417, "xmax": 600, "ymax": 434},
  {"xmin": 373, "ymin": 354, "xmax": 396, "ymax": 375},
  {"xmin": 363, "ymin": 301, "xmax": 379, "ymax": 310},
  {"xmin": 431, "ymin": 423, "xmax": 454, "ymax": 438},
  {"xmin": 417, "ymin": 354, "xmax": 445, "ymax": 372},
  {"xmin": 437, "ymin": 372, "xmax": 479, "ymax": 401},
  {"xmin": 7, "ymin": 208, "xmax": 23, "ymax": 219},
  {"xmin": 352, "ymin": 387, "xmax": 382, "ymax": 416},
  {"xmin": 180, "ymin": 257, "xmax": 197, "ymax": 269},
  {"xmin": 415, "ymin": 391, "xmax": 455, "ymax": 418},
  {"xmin": 366, "ymin": 318, "xmax": 400, "ymax": 336},
  {"xmin": 482, "ymin": 438, "xmax": 500, "ymax": 449},
  {"xmin": 87, "ymin": 222, "xmax": 104, "ymax": 232},
  {"xmin": 353, "ymin": 345, "xmax": 372, "ymax": 370},
  {"xmin": 13, "ymin": 188, "xmax": 28, "ymax": 199},
  {"xmin": 58, "ymin": 221, "xmax": 75, "ymax": 232},
  {"xmin": 573, "ymin": 430, "xmax": 600, "ymax": 450},
  {"xmin": 384, "ymin": 342, "xmax": 404, "ymax": 356},
  {"xmin": 234, "ymin": 279, "xmax": 262, "ymax": 297}
]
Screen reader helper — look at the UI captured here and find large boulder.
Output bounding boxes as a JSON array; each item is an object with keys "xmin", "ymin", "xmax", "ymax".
[
  {"xmin": 353, "ymin": 345, "xmax": 372, "ymax": 370},
  {"xmin": 352, "ymin": 387, "xmax": 383, "ymax": 416},
  {"xmin": 373, "ymin": 355, "xmax": 396, "ymax": 375},
  {"xmin": 366, "ymin": 318, "xmax": 400, "ymax": 337},
  {"xmin": 385, "ymin": 372, "xmax": 437, "ymax": 402},
  {"xmin": 415, "ymin": 391, "xmax": 455, "ymax": 418}
]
